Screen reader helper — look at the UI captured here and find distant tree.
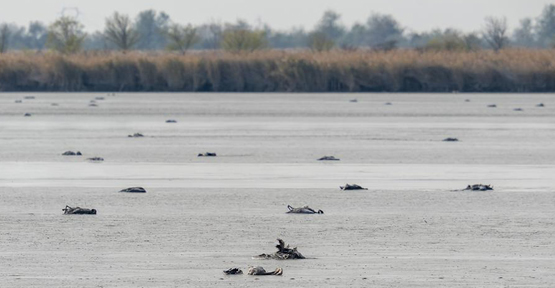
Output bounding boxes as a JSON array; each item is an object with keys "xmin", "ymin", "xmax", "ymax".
[
  {"xmin": 135, "ymin": 10, "xmax": 170, "ymax": 50},
  {"xmin": 343, "ymin": 23, "xmax": 367, "ymax": 47},
  {"xmin": 166, "ymin": 24, "xmax": 200, "ymax": 54},
  {"xmin": 536, "ymin": 4, "xmax": 555, "ymax": 48},
  {"xmin": 364, "ymin": 13, "xmax": 404, "ymax": 49},
  {"xmin": 267, "ymin": 27, "xmax": 308, "ymax": 49},
  {"xmin": 314, "ymin": 10, "xmax": 345, "ymax": 42},
  {"xmin": 46, "ymin": 16, "xmax": 86, "ymax": 54},
  {"xmin": 84, "ymin": 31, "xmax": 114, "ymax": 50},
  {"xmin": 308, "ymin": 31, "xmax": 335, "ymax": 52},
  {"xmin": 512, "ymin": 18, "xmax": 536, "ymax": 48},
  {"xmin": 425, "ymin": 29, "xmax": 466, "ymax": 52},
  {"xmin": 221, "ymin": 29, "xmax": 267, "ymax": 52},
  {"xmin": 483, "ymin": 16, "xmax": 509, "ymax": 51},
  {"xmin": 104, "ymin": 12, "xmax": 140, "ymax": 52},
  {"xmin": 25, "ymin": 22, "xmax": 47, "ymax": 50},
  {"xmin": 0, "ymin": 24, "xmax": 10, "ymax": 53},
  {"xmin": 463, "ymin": 33, "xmax": 483, "ymax": 51}
]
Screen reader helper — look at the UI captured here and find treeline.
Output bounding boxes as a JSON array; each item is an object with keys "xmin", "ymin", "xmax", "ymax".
[
  {"xmin": 1, "ymin": 50, "xmax": 554, "ymax": 92},
  {"xmin": 1, "ymin": 5, "xmax": 555, "ymax": 54}
]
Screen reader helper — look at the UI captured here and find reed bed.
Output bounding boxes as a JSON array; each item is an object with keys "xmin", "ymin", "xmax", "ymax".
[{"xmin": 0, "ymin": 49, "xmax": 554, "ymax": 92}]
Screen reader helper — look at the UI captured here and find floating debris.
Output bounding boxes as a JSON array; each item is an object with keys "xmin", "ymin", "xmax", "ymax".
[
  {"xmin": 340, "ymin": 184, "xmax": 368, "ymax": 190},
  {"xmin": 15, "ymin": 100, "xmax": 22, "ymax": 103},
  {"xmin": 223, "ymin": 268, "xmax": 243, "ymax": 275},
  {"xmin": 349, "ymin": 99, "xmax": 358, "ymax": 103},
  {"xmin": 128, "ymin": 133, "xmax": 144, "ymax": 138},
  {"xmin": 465, "ymin": 99, "xmax": 471, "ymax": 102},
  {"xmin": 62, "ymin": 151, "xmax": 82, "ymax": 156},
  {"xmin": 63, "ymin": 205, "xmax": 97, "ymax": 215},
  {"xmin": 287, "ymin": 205, "xmax": 323, "ymax": 214},
  {"xmin": 24, "ymin": 113, "xmax": 32, "ymax": 117},
  {"xmin": 536, "ymin": 103, "xmax": 545, "ymax": 107},
  {"xmin": 51, "ymin": 103, "xmax": 59, "ymax": 106},
  {"xmin": 253, "ymin": 239, "xmax": 305, "ymax": 260},
  {"xmin": 513, "ymin": 108, "xmax": 523, "ymax": 111},
  {"xmin": 119, "ymin": 187, "xmax": 147, "ymax": 193},
  {"xmin": 318, "ymin": 156, "xmax": 340, "ymax": 161},
  {"xmin": 443, "ymin": 138, "xmax": 459, "ymax": 142},
  {"xmin": 166, "ymin": 119, "xmax": 177, "ymax": 123},
  {"xmin": 487, "ymin": 104, "xmax": 497, "ymax": 108},
  {"xmin": 95, "ymin": 97, "xmax": 105, "ymax": 100},
  {"xmin": 24, "ymin": 96, "xmax": 35, "ymax": 99},
  {"xmin": 87, "ymin": 157, "xmax": 104, "ymax": 162},
  {"xmin": 248, "ymin": 267, "xmax": 283, "ymax": 276},
  {"xmin": 198, "ymin": 152, "xmax": 217, "ymax": 157},
  {"xmin": 463, "ymin": 184, "xmax": 493, "ymax": 191},
  {"xmin": 385, "ymin": 102, "xmax": 392, "ymax": 105}
]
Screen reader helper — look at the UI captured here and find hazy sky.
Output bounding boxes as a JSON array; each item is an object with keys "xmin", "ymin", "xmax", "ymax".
[{"xmin": 0, "ymin": 0, "xmax": 551, "ymax": 32}]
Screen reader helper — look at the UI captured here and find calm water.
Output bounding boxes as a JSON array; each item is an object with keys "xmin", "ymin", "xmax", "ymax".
[{"xmin": 0, "ymin": 93, "xmax": 554, "ymax": 287}]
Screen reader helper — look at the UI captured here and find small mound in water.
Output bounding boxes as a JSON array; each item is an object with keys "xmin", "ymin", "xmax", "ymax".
[
  {"xmin": 318, "ymin": 156, "xmax": 340, "ymax": 161},
  {"xmin": 128, "ymin": 133, "xmax": 144, "ymax": 138},
  {"xmin": 166, "ymin": 119, "xmax": 177, "ymax": 123},
  {"xmin": 87, "ymin": 157, "xmax": 104, "ymax": 162},
  {"xmin": 340, "ymin": 184, "xmax": 368, "ymax": 190},
  {"xmin": 223, "ymin": 268, "xmax": 243, "ymax": 275},
  {"xmin": 119, "ymin": 187, "xmax": 147, "ymax": 193},
  {"xmin": 287, "ymin": 205, "xmax": 323, "ymax": 214},
  {"xmin": 487, "ymin": 104, "xmax": 497, "ymax": 108},
  {"xmin": 24, "ymin": 113, "xmax": 32, "ymax": 117},
  {"xmin": 463, "ymin": 184, "xmax": 493, "ymax": 191},
  {"xmin": 62, "ymin": 151, "xmax": 82, "ymax": 156},
  {"xmin": 536, "ymin": 103, "xmax": 545, "ymax": 107},
  {"xmin": 63, "ymin": 205, "xmax": 97, "ymax": 215},
  {"xmin": 198, "ymin": 152, "xmax": 217, "ymax": 157},
  {"xmin": 443, "ymin": 138, "xmax": 459, "ymax": 142},
  {"xmin": 253, "ymin": 239, "xmax": 305, "ymax": 260},
  {"xmin": 248, "ymin": 267, "xmax": 283, "ymax": 276}
]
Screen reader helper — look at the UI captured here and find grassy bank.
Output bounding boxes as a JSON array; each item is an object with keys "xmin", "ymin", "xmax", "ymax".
[{"xmin": 1, "ymin": 50, "xmax": 554, "ymax": 92}]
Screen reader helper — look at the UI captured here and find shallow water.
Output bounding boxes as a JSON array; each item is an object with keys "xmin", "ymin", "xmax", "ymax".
[{"xmin": 0, "ymin": 93, "xmax": 554, "ymax": 287}]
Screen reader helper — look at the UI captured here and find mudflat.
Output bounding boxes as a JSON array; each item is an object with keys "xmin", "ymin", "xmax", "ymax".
[{"xmin": 0, "ymin": 93, "xmax": 554, "ymax": 287}]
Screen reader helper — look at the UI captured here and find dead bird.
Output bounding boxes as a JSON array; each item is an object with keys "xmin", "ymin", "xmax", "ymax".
[
  {"xmin": 463, "ymin": 184, "xmax": 493, "ymax": 191},
  {"xmin": 63, "ymin": 205, "xmax": 97, "ymax": 215},
  {"xmin": 287, "ymin": 205, "xmax": 323, "ymax": 214},
  {"xmin": 62, "ymin": 151, "xmax": 82, "ymax": 156},
  {"xmin": 198, "ymin": 152, "xmax": 217, "ymax": 157},
  {"xmin": 119, "ymin": 187, "xmax": 147, "ymax": 193},
  {"xmin": 318, "ymin": 156, "xmax": 340, "ymax": 161},
  {"xmin": 340, "ymin": 184, "xmax": 368, "ymax": 190},
  {"xmin": 128, "ymin": 133, "xmax": 144, "ymax": 138},
  {"xmin": 223, "ymin": 268, "xmax": 243, "ymax": 275},
  {"xmin": 443, "ymin": 138, "xmax": 459, "ymax": 142},
  {"xmin": 253, "ymin": 239, "xmax": 305, "ymax": 260},
  {"xmin": 248, "ymin": 266, "xmax": 283, "ymax": 276},
  {"xmin": 87, "ymin": 157, "xmax": 104, "ymax": 162},
  {"xmin": 166, "ymin": 119, "xmax": 177, "ymax": 123}
]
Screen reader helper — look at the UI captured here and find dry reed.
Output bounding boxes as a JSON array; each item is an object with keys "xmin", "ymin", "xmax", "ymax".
[{"xmin": 0, "ymin": 49, "xmax": 554, "ymax": 92}]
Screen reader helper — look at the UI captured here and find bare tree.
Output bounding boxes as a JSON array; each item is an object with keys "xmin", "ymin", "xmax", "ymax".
[
  {"xmin": 483, "ymin": 16, "xmax": 509, "ymax": 51},
  {"xmin": 166, "ymin": 24, "xmax": 200, "ymax": 54},
  {"xmin": 0, "ymin": 24, "xmax": 10, "ymax": 53},
  {"xmin": 46, "ymin": 16, "xmax": 86, "ymax": 54},
  {"xmin": 104, "ymin": 12, "xmax": 140, "ymax": 52}
]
